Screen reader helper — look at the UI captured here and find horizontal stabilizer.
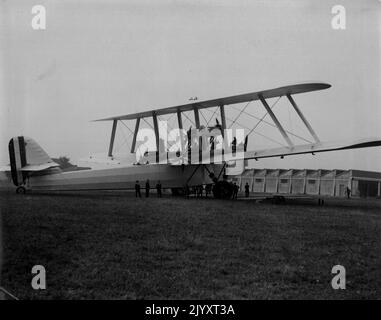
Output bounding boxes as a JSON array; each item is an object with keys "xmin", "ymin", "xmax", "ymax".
[
  {"xmin": 8, "ymin": 136, "xmax": 60, "ymax": 186},
  {"xmin": 1, "ymin": 162, "xmax": 59, "ymax": 172},
  {"xmin": 20, "ymin": 162, "xmax": 60, "ymax": 171},
  {"xmin": 0, "ymin": 165, "xmax": 11, "ymax": 172}
]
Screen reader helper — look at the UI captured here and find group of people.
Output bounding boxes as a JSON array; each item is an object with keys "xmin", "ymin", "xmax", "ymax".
[
  {"xmin": 184, "ymin": 184, "xmax": 212, "ymax": 198},
  {"xmin": 134, "ymin": 180, "xmax": 251, "ymax": 199},
  {"xmin": 134, "ymin": 179, "xmax": 162, "ymax": 198}
]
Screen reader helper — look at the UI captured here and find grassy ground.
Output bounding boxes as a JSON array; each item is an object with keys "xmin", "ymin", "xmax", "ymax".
[{"xmin": 0, "ymin": 191, "xmax": 380, "ymax": 299}]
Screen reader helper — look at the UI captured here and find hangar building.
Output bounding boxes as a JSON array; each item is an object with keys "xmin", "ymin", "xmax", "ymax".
[{"xmin": 231, "ymin": 169, "xmax": 381, "ymax": 198}]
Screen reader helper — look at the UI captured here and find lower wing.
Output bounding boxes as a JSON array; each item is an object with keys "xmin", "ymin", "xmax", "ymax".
[
  {"xmin": 168, "ymin": 137, "xmax": 381, "ymax": 165},
  {"xmin": 244, "ymin": 137, "xmax": 381, "ymax": 160}
]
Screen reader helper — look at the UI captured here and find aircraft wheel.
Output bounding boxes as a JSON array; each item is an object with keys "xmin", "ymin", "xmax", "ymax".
[
  {"xmin": 212, "ymin": 180, "xmax": 233, "ymax": 199},
  {"xmin": 171, "ymin": 188, "xmax": 184, "ymax": 196},
  {"xmin": 16, "ymin": 186, "xmax": 26, "ymax": 194},
  {"xmin": 273, "ymin": 195, "xmax": 286, "ymax": 204}
]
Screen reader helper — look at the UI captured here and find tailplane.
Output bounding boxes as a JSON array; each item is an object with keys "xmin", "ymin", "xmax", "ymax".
[{"xmin": 8, "ymin": 136, "xmax": 59, "ymax": 187}]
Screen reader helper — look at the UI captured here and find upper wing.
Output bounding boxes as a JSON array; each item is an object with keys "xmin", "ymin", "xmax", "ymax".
[{"xmin": 94, "ymin": 82, "xmax": 331, "ymax": 121}]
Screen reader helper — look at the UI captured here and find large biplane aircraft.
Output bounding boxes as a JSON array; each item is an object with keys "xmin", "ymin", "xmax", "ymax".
[{"xmin": 2, "ymin": 82, "xmax": 381, "ymax": 198}]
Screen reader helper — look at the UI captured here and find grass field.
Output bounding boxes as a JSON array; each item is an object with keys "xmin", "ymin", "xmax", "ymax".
[{"xmin": 0, "ymin": 191, "xmax": 380, "ymax": 299}]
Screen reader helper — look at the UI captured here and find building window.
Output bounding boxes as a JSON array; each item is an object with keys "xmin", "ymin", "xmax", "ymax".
[
  {"xmin": 308, "ymin": 180, "xmax": 316, "ymax": 184},
  {"xmin": 280, "ymin": 179, "xmax": 288, "ymax": 184},
  {"xmin": 255, "ymin": 178, "xmax": 263, "ymax": 183}
]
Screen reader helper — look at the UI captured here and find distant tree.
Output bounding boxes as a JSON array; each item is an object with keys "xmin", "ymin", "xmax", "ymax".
[
  {"xmin": 52, "ymin": 156, "xmax": 73, "ymax": 169},
  {"xmin": 52, "ymin": 156, "xmax": 90, "ymax": 172}
]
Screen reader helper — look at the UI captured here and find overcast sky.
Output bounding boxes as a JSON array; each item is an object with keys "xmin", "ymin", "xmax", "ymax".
[{"xmin": 1, "ymin": 0, "xmax": 380, "ymax": 171}]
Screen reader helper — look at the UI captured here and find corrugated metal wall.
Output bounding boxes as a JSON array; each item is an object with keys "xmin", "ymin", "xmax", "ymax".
[{"xmin": 230, "ymin": 168, "xmax": 381, "ymax": 198}]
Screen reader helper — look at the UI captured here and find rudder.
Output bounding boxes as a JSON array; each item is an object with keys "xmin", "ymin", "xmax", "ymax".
[
  {"xmin": 8, "ymin": 136, "xmax": 55, "ymax": 187},
  {"xmin": 8, "ymin": 137, "xmax": 27, "ymax": 186}
]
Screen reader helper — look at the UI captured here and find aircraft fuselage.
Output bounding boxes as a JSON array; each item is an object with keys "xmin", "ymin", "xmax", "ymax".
[{"xmin": 25, "ymin": 163, "xmax": 222, "ymax": 192}]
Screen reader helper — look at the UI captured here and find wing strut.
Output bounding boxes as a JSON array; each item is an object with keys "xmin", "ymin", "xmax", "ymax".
[
  {"xmin": 220, "ymin": 105, "xmax": 227, "ymax": 131},
  {"xmin": 287, "ymin": 94, "xmax": 320, "ymax": 143},
  {"xmin": 194, "ymin": 107, "xmax": 202, "ymax": 163},
  {"xmin": 153, "ymin": 112, "xmax": 160, "ymax": 162},
  {"xmin": 259, "ymin": 95, "xmax": 294, "ymax": 148},
  {"xmin": 130, "ymin": 118, "xmax": 140, "ymax": 153},
  {"xmin": 177, "ymin": 110, "xmax": 185, "ymax": 153},
  {"xmin": 108, "ymin": 120, "xmax": 118, "ymax": 157}
]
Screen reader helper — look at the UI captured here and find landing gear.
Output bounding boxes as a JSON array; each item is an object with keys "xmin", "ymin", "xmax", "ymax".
[
  {"xmin": 16, "ymin": 186, "xmax": 26, "ymax": 194},
  {"xmin": 273, "ymin": 195, "xmax": 286, "ymax": 204},
  {"xmin": 207, "ymin": 170, "xmax": 234, "ymax": 200},
  {"xmin": 171, "ymin": 188, "xmax": 184, "ymax": 196},
  {"xmin": 212, "ymin": 180, "xmax": 233, "ymax": 199},
  {"xmin": 184, "ymin": 164, "xmax": 233, "ymax": 200}
]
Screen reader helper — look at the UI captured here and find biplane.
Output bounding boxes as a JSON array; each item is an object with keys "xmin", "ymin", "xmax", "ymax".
[{"xmin": 2, "ymin": 82, "xmax": 381, "ymax": 198}]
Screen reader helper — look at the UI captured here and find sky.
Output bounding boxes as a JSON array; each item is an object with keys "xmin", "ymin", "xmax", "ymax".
[{"xmin": 1, "ymin": 0, "xmax": 380, "ymax": 171}]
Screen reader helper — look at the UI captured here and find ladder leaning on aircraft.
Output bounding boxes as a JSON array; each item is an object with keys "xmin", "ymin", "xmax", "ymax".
[{"xmin": 2, "ymin": 82, "xmax": 381, "ymax": 199}]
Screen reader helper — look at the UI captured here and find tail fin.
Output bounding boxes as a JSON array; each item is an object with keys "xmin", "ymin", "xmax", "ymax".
[{"xmin": 8, "ymin": 137, "xmax": 59, "ymax": 186}]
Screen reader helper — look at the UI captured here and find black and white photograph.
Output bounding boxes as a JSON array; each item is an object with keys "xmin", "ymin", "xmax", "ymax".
[{"xmin": 0, "ymin": 0, "xmax": 380, "ymax": 306}]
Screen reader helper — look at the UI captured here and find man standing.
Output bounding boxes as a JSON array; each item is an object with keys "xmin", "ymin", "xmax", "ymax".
[
  {"xmin": 145, "ymin": 179, "xmax": 150, "ymax": 198},
  {"xmin": 233, "ymin": 182, "xmax": 239, "ymax": 199},
  {"xmin": 156, "ymin": 180, "xmax": 162, "ymax": 198},
  {"xmin": 135, "ymin": 180, "xmax": 141, "ymax": 198},
  {"xmin": 205, "ymin": 184, "xmax": 211, "ymax": 198},
  {"xmin": 245, "ymin": 182, "xmax": 250, "ymax": 198},
  {"xmin": 346, "ymin": 186, "xmax": 351, "ymax": 199},
  {"xmin": 184, "ymin": 183, "xmax": 190, "ymax": 199},
  {"xmin": 202, "ymin": 183, "xmax": 206, "ymax": 198}
]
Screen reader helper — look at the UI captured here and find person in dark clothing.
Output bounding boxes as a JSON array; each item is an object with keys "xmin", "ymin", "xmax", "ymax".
[
  {"xmin": 156, "ymin": 181, "xmax": 162, "ymax": 198},
  {"xmin": 233, "ymin": 182, "xmax": 239, "ymax": 199},
  {"xmin": 205, "ymin": 184, "xmax": 211, "ymax": 198},
  {"xmin": 196, "ymin": 185, "xmax": 200, "ymax": 198},
  {"xmin": 245, "ymin": 182, "xmax": 250, "ymax": 198},
  {"xmin": 135, "ymin": 180, "xmax": 141, "ymax": 198},
  {"xmin": 231, "ymin": 137, "xmax": 237, "ymax": 154},
  {"xmin": 145, "ymin": 179, "xmax": 150, "ymax": 198},
  {"xmin": 346, "ymin": 186, "xmax": 351, "ymax": 199},
  {"xmin": 198, "ymin": 185, "xmax": 204, "ymax": 198},
  {"xmin": 184, "ymin": 183, "xmax": 190, "ymax": 199}
]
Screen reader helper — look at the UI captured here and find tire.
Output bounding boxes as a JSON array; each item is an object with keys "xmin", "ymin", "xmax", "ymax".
[
  {"xmin": 212, "ymin": 180, "xmax": 233, "ymax": 199},
  {"xmin": 16, "ymin": 186, "xmax": 26, "ymax": 194},
  {"xmin": 274, "ymin": 195, "xmax": 286, "ymax": 204},
  {"xmin": 171, "ymin": 188, "xmax": 184, "ymax": 196}
]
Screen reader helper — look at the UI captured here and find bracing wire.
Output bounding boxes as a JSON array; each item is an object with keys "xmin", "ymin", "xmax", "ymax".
[
  {"xmin": 203, "ymin": 108, "xmax": 286, "ymax": 147},
  {"xmin": 114, "ymin": 121, "xmax": 133, "ymax": 153},
  {"xmin": 182, "ymin": 111, "xmax": 195, "ymax": 126},
  {"xmin": 142, "ymin": 117, "xmax": 154, "ymax": 129},
  {"xmin": 249, "ymin": 96, "xmax": 282, "ymax": 134},
  {"xmin": 120, "ymin": 120, "xmax": 134, "ymax": 135},
  {"xmin": 206, "ymin": 107, "xmax": 219, "ymax": 126},
  {"xmin": 230, "ymin": 105, "xmax": 312, "ymax": 144},
  {"xmin": 228, "ymin": 100, "xmax": 252, "ymax": 129},
  {"xmin": 199, "ymin": 109, "xmax": 209, "ymax": 125}
]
